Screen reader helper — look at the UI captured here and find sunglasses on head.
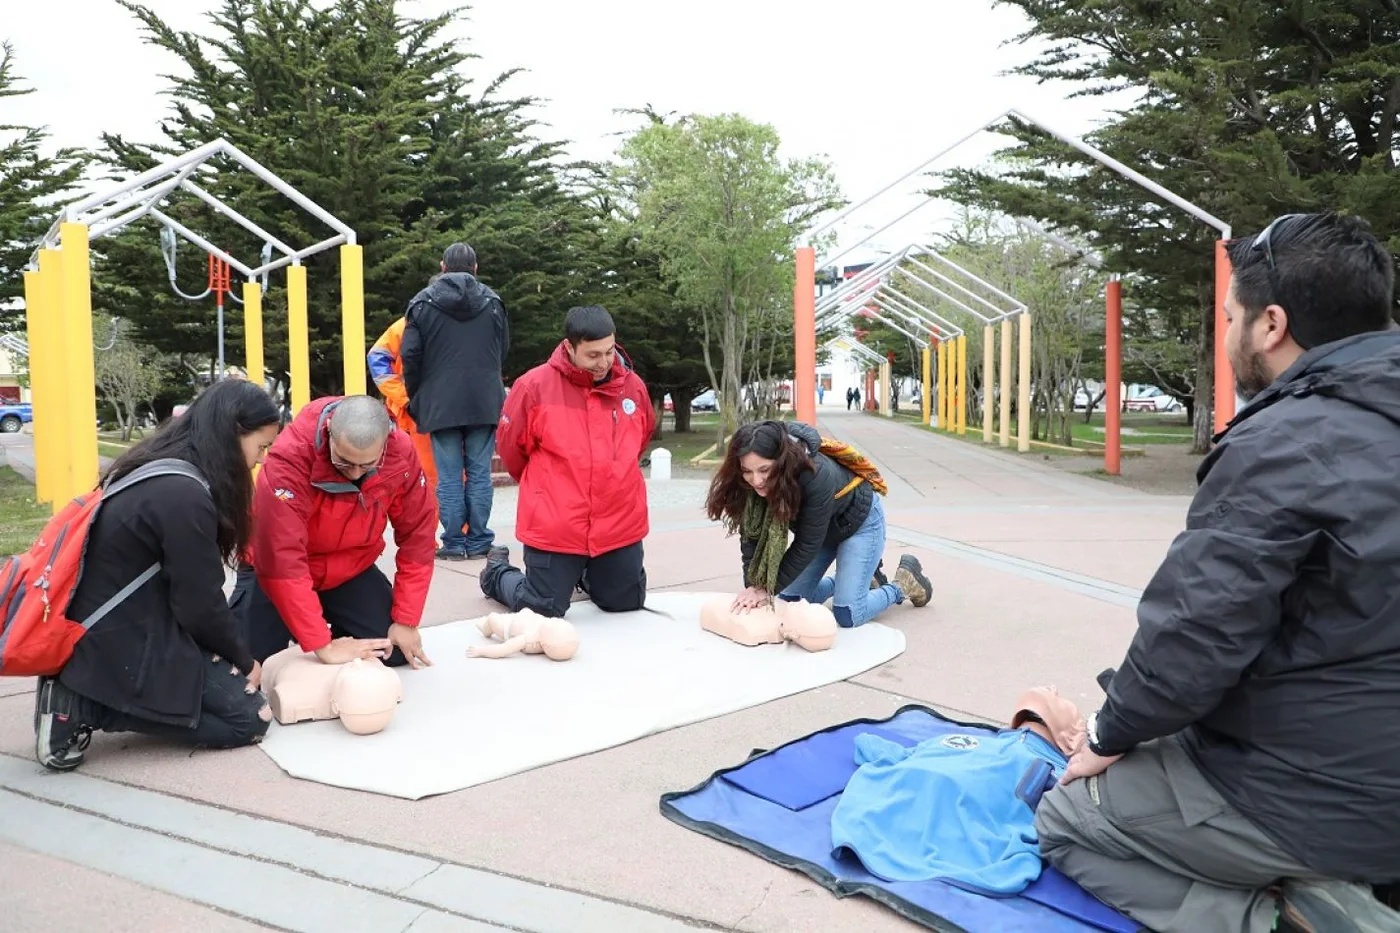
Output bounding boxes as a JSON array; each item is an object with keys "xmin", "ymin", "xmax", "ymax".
[{"xmin": 1251, "ymin": 213, "xmax": 1304, "ymax": 270}]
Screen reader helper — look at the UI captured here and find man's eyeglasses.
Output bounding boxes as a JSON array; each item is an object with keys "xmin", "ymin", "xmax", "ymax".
[
  {"xmin": 1251, "ymin": 213, "xmax": 1303, "ymax": 270},
  {"xmin": 329, "ymin": 443, "xmax": 385, "ymax": 476}
]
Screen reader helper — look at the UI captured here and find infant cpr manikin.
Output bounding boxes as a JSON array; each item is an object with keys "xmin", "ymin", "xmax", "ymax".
[
  {"xmin": 700, "ymin": 595, "xmax": 838, "ymax": 652},
  {"xmin": 466, "ymin": 608, "xmax": 579, "ymax": 661},
  {"xmin": 260, "ymin": 647, "xmax": 403, "ymax": 735}
]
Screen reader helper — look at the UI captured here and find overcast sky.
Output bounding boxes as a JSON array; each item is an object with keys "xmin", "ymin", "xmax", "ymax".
[{"xmin": 5, "ymin": 0, "xmax": 1130, "ymax": 267}]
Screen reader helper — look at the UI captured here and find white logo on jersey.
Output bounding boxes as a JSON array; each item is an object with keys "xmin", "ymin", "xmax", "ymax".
[{"xmin": 940, "ymin": 735, "xmax": 980, "ymax": 750}]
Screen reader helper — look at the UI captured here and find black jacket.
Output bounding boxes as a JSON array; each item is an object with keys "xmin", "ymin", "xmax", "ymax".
[
  {"xmin": 741, "ymin": 422, "xmax": 874, "ymax": 593},
  {"xmin": 1097, "ymin": 330, "xmax": 1400, "ymax": 881},
  {"xmin": 401, "ymin": 272, "xmax": 510, "ymax": 433},
  {"xmin": 59, "ymin": 470, "xmax": 255, "ymax": 727}
]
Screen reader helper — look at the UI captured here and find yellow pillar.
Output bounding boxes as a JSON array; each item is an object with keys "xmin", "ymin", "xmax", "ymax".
[
  {"xmin": 999, "ymin": 316, "xmax": 1012, "ymax": 448},
  {"xmin": 956, "ymin": 334, "xmax": 967, "ymax": 435},
  {"xmin": 22, "ymin": 270, "xmax": 52, "ymax": 503},
  {"xmin": 36, "ymin": 250, "xmax": 70, "ymax": 510},
  {"xmin": 982, "ymin": 324, "xmax": 994, "ymax": 443},
  {"xmin": 1018, "ymin": 311, "xmax": 1033, "ymax": 452},
  {"xmin": 287, "ymin": 264, "xmax": 310, "ymax": 414},
  {"xmin": 340, "ymin": 244, "xmax": 366, "ymax": 396},
  {"xmin": 920, "ymin": 345, "xmax": 931, "ymax": 426},
  {"xmin": 60, "ymin": 223, "xmax": 99, "ymax": 498},
  {"xmin": 937, "ymin": 341, "xmax": 948, "ymax": 430},
  {"xmin": 243, "ymin": 281, "xmax": 264, "ymax": 392}
]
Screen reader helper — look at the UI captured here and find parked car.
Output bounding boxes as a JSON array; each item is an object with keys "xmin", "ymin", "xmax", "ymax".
[
  {"xmin": 0, "ymin": 402, "xmax": 33, "ymax": 433},
  {"xmin": 1123, "ymin": 386, "xmax": 1183, "ymax": 413},
  {"xmin": 691, "ymin": 390, "xmax": 718, "ymax": 412}
]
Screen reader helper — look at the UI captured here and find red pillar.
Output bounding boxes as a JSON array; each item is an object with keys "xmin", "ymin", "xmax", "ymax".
[
  {"xmin": 1213, "ymin": 240, "xmax": 1234, "ymax": 434},
  {"xmin": 1105, "ymin": 277, "xmax": 1123, "ymax": 476},
  {"xmin": 794, "ymin": 247, "xmax": 817, "ymax": 425}
]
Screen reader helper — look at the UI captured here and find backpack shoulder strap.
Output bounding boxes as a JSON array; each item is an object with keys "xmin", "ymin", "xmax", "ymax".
[{"xmin": 104, "ymin": 458, "xmax": 211, "ymax": 499}]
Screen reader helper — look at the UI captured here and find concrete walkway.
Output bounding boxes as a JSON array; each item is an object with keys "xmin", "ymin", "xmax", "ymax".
[{"xmin": 0, "ymin": 409, "xmax": 1193, "ymax": 933}]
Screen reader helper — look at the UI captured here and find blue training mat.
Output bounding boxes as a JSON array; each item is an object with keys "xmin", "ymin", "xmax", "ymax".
[{"xmin": 660, "ymin": 705, "xmax": 1142, "ymax": 933}]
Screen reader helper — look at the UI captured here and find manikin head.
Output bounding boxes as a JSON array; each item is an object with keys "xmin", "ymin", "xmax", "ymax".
[
  {"xmin": 537, "ymin": 618, "xmax": 579, "ymax": 661},
  {"xmin": 1224, "ymin": 212, "xmax": 1396, "ymax": 401},
  {"xmin": 705, "ymin": 421, "xmax": 811, "ymax": 531},
  {"xmin": 326, "ymin": 396, "xmax": 392, "ymax": 481},
  {"xmin": 564, "ymin": 305, "xmax": 617, "ymax": 384},
  {"xmin": 440, "ymin": 241, "xmax": 478, "ymax": 275},
  {"xmin": 1011, "ymin": 686, "xmax": 1083, "ymax": 756},
  {"xmin": 330, "ymin": 658, "xmax": 402, "ymax": 735},
  {"xmin": 776, "ymin": 599, "xmax": 837, "ymax": 652}
]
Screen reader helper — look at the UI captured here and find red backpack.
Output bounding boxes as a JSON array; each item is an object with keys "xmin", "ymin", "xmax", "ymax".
[{"xmin": 0, "ymin": 459, "xmax": 209, "ymax": 677}]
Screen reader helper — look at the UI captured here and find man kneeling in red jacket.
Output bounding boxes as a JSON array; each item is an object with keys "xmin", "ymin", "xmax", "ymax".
[
  {"xmin": 231, "ymin": 395, "xmax": 436, "ymax": 668},
  {"xmin": 480, "ymin": 306, "xmax": 655, "ymax": 616}
]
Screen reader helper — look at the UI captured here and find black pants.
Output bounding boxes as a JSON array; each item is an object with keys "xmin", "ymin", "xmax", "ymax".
[
  {"xmin": 85, "ymin": 651, "xmax": 270, "ymax": 749},
  {"xmin": 480, "ymin": 542, "xmax": 646, "ymax": 618},
  {"xmin": 229, "ymin": 564, "xmax": 407, "ymax": 667}
]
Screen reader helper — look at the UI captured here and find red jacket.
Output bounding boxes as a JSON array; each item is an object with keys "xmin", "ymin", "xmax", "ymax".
[
  {"xmin": 250, "ymin": 396, "xmax": 436, "ymax": 651},
  {"xmin": 498, "ymin": 341, "xmax": 655, "ymax": 556}
]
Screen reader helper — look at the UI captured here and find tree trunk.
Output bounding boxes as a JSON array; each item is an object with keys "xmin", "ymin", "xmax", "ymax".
[
  {"xmin": 1191, "ymin": 290, "xmax": 1216, "ymax": 455},
  {"xmin": 651, "ymin": 397, "xmax": 665, "ymax": 438},
  {"xmin": 674, "ymin": 400, "xmax": 693, "ymax": 433}
]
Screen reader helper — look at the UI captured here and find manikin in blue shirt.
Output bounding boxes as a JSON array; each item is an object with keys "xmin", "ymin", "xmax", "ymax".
[{"xmin": 830, "ymin": 686, "xmax": 1085, "ymax": 895}]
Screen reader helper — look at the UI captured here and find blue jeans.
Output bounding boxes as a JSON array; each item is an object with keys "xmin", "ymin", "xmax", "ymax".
[
  {"xmin": 431, "ymin": 426, "xmax": 496, "ymax": 553},
  {"xmin": 778, "ymin": 494, "xmax": 901, "ymax": 628}
]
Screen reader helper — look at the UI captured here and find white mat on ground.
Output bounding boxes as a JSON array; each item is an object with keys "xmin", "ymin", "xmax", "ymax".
[{"xmin": 257, "ymin": 590, "xmax": 906, "ymax": 800}]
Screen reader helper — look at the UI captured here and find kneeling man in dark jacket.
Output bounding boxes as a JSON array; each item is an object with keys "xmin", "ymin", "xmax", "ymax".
[{"xmin": 1038, "ymin": 212, "xmax": 1400, "ymax": 933}]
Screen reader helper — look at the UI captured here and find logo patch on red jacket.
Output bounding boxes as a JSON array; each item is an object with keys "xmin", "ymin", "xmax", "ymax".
[{"xmin": 274, "ymin": 488, "xmax": 295, "ymax": 501}]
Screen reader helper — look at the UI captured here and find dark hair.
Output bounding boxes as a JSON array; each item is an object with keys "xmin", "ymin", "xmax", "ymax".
[
  {"xmin": 704, "ymin": 420, "xmax": 812, "ymax": 529},
  {"xmin": 564, "ymin": 305, "xmax": 616, "ymax": 346},
  {"xmin": 104, "ymin": 379, "xmax": 280, "ymax": 567},
  {"xmin": 1227, "ymin": 212, "xmax": 1396, "ymax": 350},
  {"xmin": 442, "ymin": 242, "xmax": 477, "ymax": 273}
]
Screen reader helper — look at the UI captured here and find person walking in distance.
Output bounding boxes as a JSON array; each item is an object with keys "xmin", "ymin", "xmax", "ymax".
[{"xmin": 402, "ymin": 243, "xmax": 509, "ymax": 560}]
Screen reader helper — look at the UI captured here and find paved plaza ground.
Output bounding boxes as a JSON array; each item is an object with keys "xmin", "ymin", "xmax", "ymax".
[{"xmin": 0, "ymin": 410, "xmax": 1196, "ymax": 933}]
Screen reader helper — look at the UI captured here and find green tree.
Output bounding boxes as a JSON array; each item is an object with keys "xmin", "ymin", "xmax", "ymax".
[
  {"xmin": 93, "ymin": 0, "xmax": 598, "ymax": 398},
  {"xmin": 934, "ymin": 0, "xmax": 1400, "ymax": 452},
  {"xmin": 0, "ymin": 43, "xmax": 88, "ymax": 322},
  {"xmin": 616, "ymin": 113, "xmax": 842, "ymax": 443}
]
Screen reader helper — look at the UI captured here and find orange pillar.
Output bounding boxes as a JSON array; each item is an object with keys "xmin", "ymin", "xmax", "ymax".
[
  {"xmin": 794, "ymin": 247, "xmax": 817, "ymax": 425},
  {"xmin": 1105, "ymin": 277, "xmax": 1123, "ymax": 476},
  {"xmin": 1213, "ymin": 239, "xmax": 1234, "ymax": 434}
]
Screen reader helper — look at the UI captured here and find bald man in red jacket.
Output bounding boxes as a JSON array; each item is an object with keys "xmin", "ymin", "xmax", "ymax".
[{"xmin": 480, "ymin": 306, "xmax": 655, "ymax": 617}]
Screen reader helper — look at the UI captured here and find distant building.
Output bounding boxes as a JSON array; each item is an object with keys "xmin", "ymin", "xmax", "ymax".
[{"xmin": 0, "ymin": 339, "xmax": 28, "ymax": 403}]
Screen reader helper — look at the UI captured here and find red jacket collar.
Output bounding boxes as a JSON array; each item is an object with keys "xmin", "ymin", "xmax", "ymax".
[{"xmin": 546, "ymin": 339, "xmax": 631, "ymax": 391}]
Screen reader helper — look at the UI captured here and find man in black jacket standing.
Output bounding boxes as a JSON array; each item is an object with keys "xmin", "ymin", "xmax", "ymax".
[
  {"xmin": 1036, "ymin": 212, "xmax": 1400, "ymax": 933},
  {"xmin": 402, "ymin": 243, "xmax": 509, "ymax": 560}
]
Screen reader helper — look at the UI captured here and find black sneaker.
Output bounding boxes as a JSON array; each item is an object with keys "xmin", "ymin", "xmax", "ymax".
[
  {"xmin": 466, "ymin": 548, "xmax": 494, "ymax": 560},
  {"xmin": 34, "ymin": 676, "xmax": 93, "ymax": 773},
  {"xmin": 893, "ymin": 554, "xmax": 932, "ymax": 608},
  {"xmin": 870, "ymin": 559, "xmax": 889, "ymax": 590},
  {"xmin": 479, "ymin": 546, "xmax": 512, "ymax": 599},
  {"xmin": 1278, "ymin": 880, "xmax": 1400, "ymax": 932},
  {"xmin": 435, "ymin": 547, "xmax": 467, "ymax": 561}
]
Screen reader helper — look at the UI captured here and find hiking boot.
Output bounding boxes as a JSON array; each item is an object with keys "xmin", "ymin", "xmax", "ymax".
[
  {"xmin": 479, "ymin": 546, "xmax": 512, "ymax": 599},
  {"xmin": 1277, "ymin": 880, "xmax": 1400, "ymax": 933},
  {"xmin": 466, "ymin": 548, "xmax": 494, "ymax": 560},
  {"xmin": 893, "ymin": 554, "xmax": 932, "ymax": 608},
  {"xmin": 34, "ymin": 676, "xmax": 93, "ymax": 773},
  {"xmin": 870, "ymin": 559, "xmax": 888, "ymax": 590},
  {"xmin": 435, "ymin": 547, "xmax": 467, "ymax": 561}
]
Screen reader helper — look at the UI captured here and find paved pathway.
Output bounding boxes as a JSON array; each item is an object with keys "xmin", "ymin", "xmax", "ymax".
[{"xmin": 1, "ymin": 409, "xmax": 1194, "ymax": 933}]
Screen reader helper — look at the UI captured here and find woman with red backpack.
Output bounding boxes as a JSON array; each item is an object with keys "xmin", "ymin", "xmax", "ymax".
[
  {"xmin": 30, "ymin": 379, "xmax": 281, "ymax": 772},
  {"xmin": 704, "ymin": 420, "xmax": 933, "ymax": 628}
]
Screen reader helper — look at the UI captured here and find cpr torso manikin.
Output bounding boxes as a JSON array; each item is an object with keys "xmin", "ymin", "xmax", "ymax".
[
  {"xmin": 467, "ymin": 608, "xmax": 579, "ymax": 661},
  {"xmin": 260, "ymin": 647, "xmax": 403, "ymax": 735},
  {"xmin": 1010, "ymin": 685, "xmax": 1084, "ymax": 755},
  {"xmin": 700, "ymin": 595, "xmax": 838, "ymax": 652}
]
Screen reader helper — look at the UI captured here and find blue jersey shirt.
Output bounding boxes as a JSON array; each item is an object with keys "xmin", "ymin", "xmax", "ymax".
[{"xmin": 829, "ymin": 728, "xmax": 1068, "ymax": 894}]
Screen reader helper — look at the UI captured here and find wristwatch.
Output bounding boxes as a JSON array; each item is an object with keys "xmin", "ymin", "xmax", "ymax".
[{"xmin": 1084, "ymin": 709, "xmax": 1113, "ymax": 757}]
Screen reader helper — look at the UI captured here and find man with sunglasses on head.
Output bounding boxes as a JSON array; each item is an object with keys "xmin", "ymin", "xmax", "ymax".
[
  {"xmin": 231, "ymin": 395, "xmax": 437, "ymax": 670},
  {"xmin": 1035, "ymin": 212, "xmax": 1400, "ymax": 933}
]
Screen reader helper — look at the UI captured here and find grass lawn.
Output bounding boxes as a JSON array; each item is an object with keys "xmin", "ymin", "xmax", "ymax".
[
  {"xmin": 883, "ymin": 408, "xmax": 1193, "ymax": 452},
  {"xmin": 0, "ymin": 467, "xmax": 52, "ymax": 558}
]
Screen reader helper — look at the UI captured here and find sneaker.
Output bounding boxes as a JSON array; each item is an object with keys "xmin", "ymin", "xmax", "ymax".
[
  {"xmin": 466, "ymin": 548, "xmax": 494, "ymax": 560},
  {"xmin": 435, "ymin": 547, "xmax": 467, "ymax": 561},
  {"xmin": 893, "ymin": 554, "xmax": 932, "ymax": 608},
  {"xmin": 870, "ymin": 559, "xmax": 889, "ymax": 590},
  {"xmin": 1278, "ymin": 879, "xmax": 1400, "ymax": 933},
  {"xmin": 34, "ymin": 676, "xmax": 93, "ymax": 773}
]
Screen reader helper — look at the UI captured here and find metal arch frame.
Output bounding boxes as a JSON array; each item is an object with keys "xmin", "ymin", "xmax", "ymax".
[
  {"xmin": 29, "ymin": 137, "xmax": 357, "ymax": 277},
  {"xmin": 793, "ymin": 104, "xmax": 1236, "ymax": 433},
  {"xmin": 824, "ymin": 335, "xmax": 886, "ymax": 366}
]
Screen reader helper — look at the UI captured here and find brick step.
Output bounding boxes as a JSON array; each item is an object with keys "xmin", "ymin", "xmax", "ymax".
[{"xmin": 491, "ymin": 471, "xmax": 515, "ymax": 488}]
